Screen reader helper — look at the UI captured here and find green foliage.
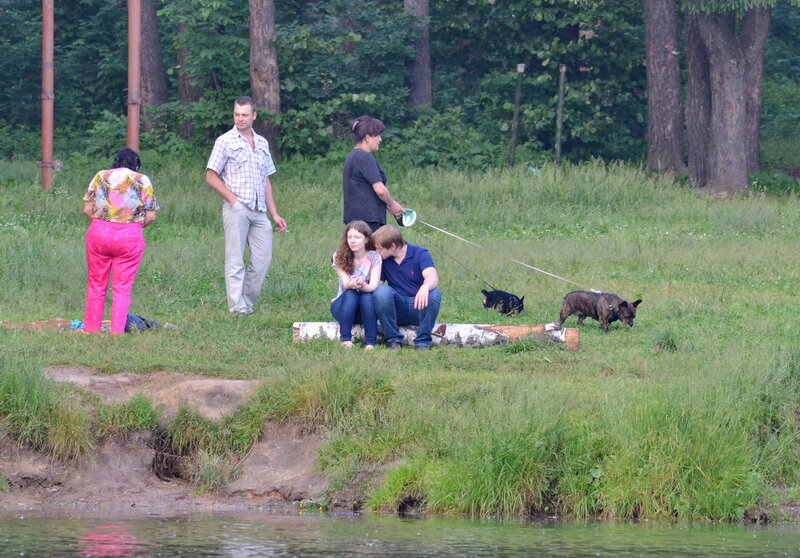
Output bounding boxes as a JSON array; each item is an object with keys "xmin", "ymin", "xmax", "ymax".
[
  {"xmin": 81, "ymin": 111, "xmax": 128, "ymax": 159},
  {"xmin": 95, "ymin": 395, "xmax": 161, "ymax": 438},
  {"xmin": 191, "ymin": 450, "xmax": 229, "ymax": 495},
  {"xmin": 274, "ymin": 0, "xmax": 415, "ymax": 156},
  {"xmin": 166, "ymin": 406, "xmax": 217, "ymax": 455},
  {"xmin": 429, "ymin": 0, "xmax": 646, "ymax": 161},
  {"xmin": 0, "ymin": 121, "xmax": 41, "ymax": 160},
  {"xmin": 0, "ymin": 349, "xmax": 56, "ymax": 450},
  {"xmin": 651, "ymin": 330, "xmax": 679, "ymax": 352},
  {"xmin": 0, "ymin": 0, "xmax": 651, "ymax": 166},
  {"xmin": 159, "ymin": 0, "xmax": 250, "ymax": 104},
  {"xmin": 749, "ymin": 168, "xmax": 800, "ymax": 195},
  {"xmin": 385, "ymin": 107, "xmax": 504, "ymax": 168},
  {"xmin": 0, "ymin": 338, "xmax": 92, "ymax": 461},
  {"xmin": 761, "ymin": 79, "xmax": 800, "ymax": 141},
  {"xmin": 683, "ymin": 0, "xmax": 781, "ymax": 15},
  {"xmin": 46, "ymin": 397, "xmax": 94, "ymax": 462}
]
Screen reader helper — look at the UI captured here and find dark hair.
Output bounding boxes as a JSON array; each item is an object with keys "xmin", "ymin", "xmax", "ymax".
[
  {"xmin": 112, "ymin": 147, "xmax": 141, "ymax": 171},
  {"xmin": 234, "ymin": 96, "xmax": 257, "ymax": 111},
  {"xmin": 351, "ymin": 115, "xmax": 385, "ymax": 144}
]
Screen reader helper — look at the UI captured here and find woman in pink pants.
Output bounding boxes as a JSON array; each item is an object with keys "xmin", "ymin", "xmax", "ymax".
[{"xmin": 82, "ymin": 148, "xmax": 159, "ymax": 334}]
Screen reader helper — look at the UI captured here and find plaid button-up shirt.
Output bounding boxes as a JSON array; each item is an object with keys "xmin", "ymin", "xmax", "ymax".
[{"xmin": 206, "ymin": 127, "xmax": 277, "ymax": 212}]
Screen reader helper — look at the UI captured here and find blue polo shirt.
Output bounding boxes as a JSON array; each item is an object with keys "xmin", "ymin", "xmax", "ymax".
[{"xmin": 380, "ymin": 243, "xmax": 436, "ymax": 297}]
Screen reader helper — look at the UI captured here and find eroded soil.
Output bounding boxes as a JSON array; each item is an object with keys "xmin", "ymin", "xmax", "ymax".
[{"xmin": 0, "ymin": 365, "xmax": 353, "ymax": 515}]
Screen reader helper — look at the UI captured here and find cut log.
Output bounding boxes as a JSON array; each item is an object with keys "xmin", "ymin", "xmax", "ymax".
[{"xmin": 292, "ymin": 322, "xmax": 579, "ymax": 350}]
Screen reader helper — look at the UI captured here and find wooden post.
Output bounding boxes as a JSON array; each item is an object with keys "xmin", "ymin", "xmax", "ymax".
[
  {"xmin": 127, "ymin": 0, "xmax": 142, "ymax": 152},
  {"xmin": 554, "ymin": 64, "xmax": 566, "ymax": 181},
  {"xmin": 508, "ymin": 63, "xmax": 525, "ymax": 167}
]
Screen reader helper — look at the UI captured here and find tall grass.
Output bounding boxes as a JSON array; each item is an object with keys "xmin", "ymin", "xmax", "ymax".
[
  {"xmin": 0, "ymin": 338, "xmax": 93, "ymax": 460},
  {"xmin": 1, "ymin": 154, "xmax": 799, "ymax": 519}
]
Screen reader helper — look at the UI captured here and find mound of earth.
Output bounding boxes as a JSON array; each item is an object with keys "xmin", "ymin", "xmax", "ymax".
[{"xmin": 0, "ymin": 366, "xmax": 371, "ymax": 515}]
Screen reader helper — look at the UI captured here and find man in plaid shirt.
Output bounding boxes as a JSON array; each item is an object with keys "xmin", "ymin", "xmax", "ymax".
[{"xmin": 206, "ymin": 96, "xmax": 288, "ymax": 315}]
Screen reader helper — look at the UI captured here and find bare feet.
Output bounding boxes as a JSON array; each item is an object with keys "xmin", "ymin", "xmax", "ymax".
[
  {"xmin": 341, "ymin": 341, "xmax": 354, "ymax": 348},
  {"xmin": 364, "ymin": 345, "xmax": 375, "ymax": 350}
]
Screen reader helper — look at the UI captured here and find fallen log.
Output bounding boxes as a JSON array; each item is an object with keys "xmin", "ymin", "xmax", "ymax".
[{"xmin": 292, "ymin": 322, "xmax": 579, "ymax": 350}]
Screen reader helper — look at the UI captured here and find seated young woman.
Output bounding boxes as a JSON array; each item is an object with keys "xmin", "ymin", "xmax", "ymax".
[{"xmin": 330, "ymin": 220, "xmax": 382, "ymax": 349}]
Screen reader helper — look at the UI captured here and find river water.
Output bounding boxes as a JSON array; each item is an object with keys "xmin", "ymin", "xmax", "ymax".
[{"xmin": 1, "ymin": 511, "xmax": 798, "ymax": 557}]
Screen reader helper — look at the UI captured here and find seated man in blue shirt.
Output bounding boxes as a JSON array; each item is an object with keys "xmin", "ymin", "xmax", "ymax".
[{"xmin": 371, "ymin": 225, "xmax": 442, "ymax": 351}]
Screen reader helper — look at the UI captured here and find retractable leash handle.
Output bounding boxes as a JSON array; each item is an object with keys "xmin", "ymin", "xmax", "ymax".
[{"xmin": 395, "ymin": 208, "xmax": 417, "ymax": 228}]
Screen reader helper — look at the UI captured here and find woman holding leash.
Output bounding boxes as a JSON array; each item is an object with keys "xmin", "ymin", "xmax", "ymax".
[
  {"xmin": 331, "ymin": 220, "xmax": 382, "ymax": 349},
  {"xmin": 82, "ymin": 147, "xmax": 159, "ymax": 334},
  {"xmin": 343, "ymin": 115, "xmax": 405, "ymax": 233}
]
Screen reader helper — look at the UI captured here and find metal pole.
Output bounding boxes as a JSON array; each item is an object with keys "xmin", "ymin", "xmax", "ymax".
[
  {"xmin": 127, "ymin": 0, "xmax": 142, "ymax": 151},
  {"xmin": 555, "ymin": 64, "xmax": 566, "ymax": 172},
  {"xmin": 508, "ymin": 63, "xmax": 525, "ymax": 167},
  {"xmin": 40, "ymin": 0, "xmax": 55, "ymax": 190}
]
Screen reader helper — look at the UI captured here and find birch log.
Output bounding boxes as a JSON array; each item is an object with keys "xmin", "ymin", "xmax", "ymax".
[{"xmin": 292, "ymin": 322, "xmax": 579, "ymax": 350}]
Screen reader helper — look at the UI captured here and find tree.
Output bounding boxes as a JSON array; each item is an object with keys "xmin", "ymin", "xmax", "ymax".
[
  {"xmin": 404, "ymin": 0, "xmax": 432, "ymax": 109},
  {"xmin": 686, "ymin": 2, "xmax": 771, "ymax": 196},
  {"xmin": 682, "ymin": 1, "xmax": 772, "ymax": 194},
  {"xmin": 645, "ymin": 0, "xmax": 686, "ymax": 175},
  {"xmin": 249, "ymin": 0, "xmax": 280, "ymax": 145},
  {"xmin": 644, "ymin": 1, "xmax": 780, "ymax": 194},
  {"xmin": 141, "ymin": 0, "xmax": 168, "ymax": 128}
]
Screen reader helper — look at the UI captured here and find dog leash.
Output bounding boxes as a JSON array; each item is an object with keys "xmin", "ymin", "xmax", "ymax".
[{"xmin": 398, "ymin": 210, "xmax": 599, "ymax": 292}]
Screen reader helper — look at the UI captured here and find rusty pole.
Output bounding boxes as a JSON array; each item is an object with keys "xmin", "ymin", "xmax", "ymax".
[
  {"xmin": 127, "ymin": 0, "xmax": 141, "ymax": 151},
  {"xmin": 40, "ymin": 0, "xmax": 55, "ymax": 190}
]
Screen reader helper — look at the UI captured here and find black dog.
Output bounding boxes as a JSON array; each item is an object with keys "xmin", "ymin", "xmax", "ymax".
[
  {"xmin": 557, "ymin": 290, "xmax": 641, "ymax": 333},
  {"xmin": 482, "ymin": 289, "xmax": 524, "ymax": 316}
]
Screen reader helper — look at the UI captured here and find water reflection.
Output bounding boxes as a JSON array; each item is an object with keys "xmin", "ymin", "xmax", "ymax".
[
  {"xmin": 79, "ymin": 524, "xmax": 153, "ymax": 556},
  {"xmin": 0, "ymin": 512, "xmax": 798, "ymax": 557}
]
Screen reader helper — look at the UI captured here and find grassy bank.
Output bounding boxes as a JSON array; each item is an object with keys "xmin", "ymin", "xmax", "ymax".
[{"xmin": 1, "ymin": 154, "xmax": 799, "ymax": 520}]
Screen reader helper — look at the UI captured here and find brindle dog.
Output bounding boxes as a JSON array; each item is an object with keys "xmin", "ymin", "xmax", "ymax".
[{"xmin": 557, "ymin": 290, "xmax": 641, "ymax": 333}]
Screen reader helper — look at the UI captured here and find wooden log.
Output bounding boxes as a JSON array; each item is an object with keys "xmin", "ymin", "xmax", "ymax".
[{"xmin": 292, "ymin": 322, "xmax": 579, "ymax": 350}]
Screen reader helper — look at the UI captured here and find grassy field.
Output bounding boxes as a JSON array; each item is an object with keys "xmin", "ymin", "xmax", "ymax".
[{"xmin": 1, "ymin": 153, "xmax": 799, "ymax": 520}]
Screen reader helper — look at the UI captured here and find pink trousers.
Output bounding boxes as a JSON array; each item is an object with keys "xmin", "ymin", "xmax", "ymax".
[{"xmin": 84, "ymin": 219, "xmax": 145, "ymax": 334}]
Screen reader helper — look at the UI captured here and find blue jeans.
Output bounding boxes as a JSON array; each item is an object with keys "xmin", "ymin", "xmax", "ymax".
[
  {"xmin": 373, "ymin": 284, "xmax": 442, "ymax": 347},
  {"xmin": 330, "ymin": 290, "xmax": 378, "ymax": 345}
]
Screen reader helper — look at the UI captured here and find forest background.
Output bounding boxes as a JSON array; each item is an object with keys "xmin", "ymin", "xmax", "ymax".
[{"xmin": 1, "ymin": 0, "xmax": 800, "ymax": 191}]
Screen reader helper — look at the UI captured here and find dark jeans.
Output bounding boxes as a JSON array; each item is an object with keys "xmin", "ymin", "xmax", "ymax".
[
  {"xmin": 330, "ymin": 289, "xmax": 378, "ymax": 345},
  {"xmin": 373, "ymin": 284, "xmax": 442, "ymax": 347}
]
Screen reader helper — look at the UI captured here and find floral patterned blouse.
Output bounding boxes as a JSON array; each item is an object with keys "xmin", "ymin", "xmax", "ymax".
[{"xmin": 83, "ymin": 167, "xmax": 159, "ymax": 224}]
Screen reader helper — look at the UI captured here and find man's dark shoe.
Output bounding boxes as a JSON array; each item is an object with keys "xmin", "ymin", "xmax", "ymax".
[
  {"xmin": 416, "ymin": 345, "xmax": 429, "ymax": 352},
  {"xmin": 387, "ymin": 341, "xmax": 402, "ymax": 351}
]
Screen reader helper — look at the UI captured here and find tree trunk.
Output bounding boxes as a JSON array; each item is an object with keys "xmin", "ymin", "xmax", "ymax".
[
  {"xmin": 686, "ymin": 8, "xmax": 772, "ymax": 195},
  {"xmin": 703, "ymin": 14, "xmax": 748, "ymax": 195},
  {"xmin": 249, "ymin": 0, "xmax": 280, "ymax": 147},
  {"xmin": 685, "ymin": 12, "xmax": 712, "ymax": 188},
  {"xmin": 741, "ymin": 7, "xmax": 771, "ymax": 174},
  {"xmin": 644, "ymin": 0, "xmax": 686, "ymax": 176},
  {"xmin": 176, "ymin": 22, "xmax": 205, "ymax": 138},
  {"xmin": 140, "ymin": 0, "xmax": 167, "ymax": 130},
  {"xmin": 404, "ymin": 0, "xmax": 432, "ymax": 109},
  {"xmin": 176, "ymin": 23, "xmax": 204, "ymax": 105}
]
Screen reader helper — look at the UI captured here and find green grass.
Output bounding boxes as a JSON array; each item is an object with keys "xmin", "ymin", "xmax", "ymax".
[
  {"xmin": 95, "ymin": 394, "xmax": 161, "ymax": 438},
  {"xmin": 1, "ymin": 154, "xmax": 799, "ymax": 519}
]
